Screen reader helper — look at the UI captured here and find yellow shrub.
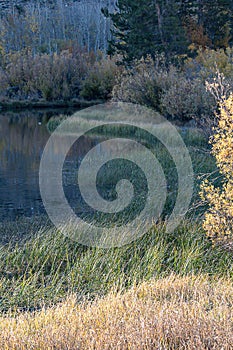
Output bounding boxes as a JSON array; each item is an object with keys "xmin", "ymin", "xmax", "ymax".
[
  {"xmin": 185, "ymin": 47, "xmax": 233, "ymax": 80},
  {"xmin": 200, "ymin": 94, "xmax": 233, "ymax": 244}
]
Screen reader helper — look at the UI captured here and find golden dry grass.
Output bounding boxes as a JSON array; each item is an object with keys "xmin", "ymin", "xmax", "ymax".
[{"xmin": 0, "ymin": 275, "xmax": 232, "ymax": 349}]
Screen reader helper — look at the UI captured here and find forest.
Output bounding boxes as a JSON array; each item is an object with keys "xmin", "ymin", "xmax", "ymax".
[
  {"xmin": 0, "ymin": 1, "xmax": 233, "ymax": 349},
  {"xmin": 0, "ymin": 0, "xmax": 232, "ymax": 110}
]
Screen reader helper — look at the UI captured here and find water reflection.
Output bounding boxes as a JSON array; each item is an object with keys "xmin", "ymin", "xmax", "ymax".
[{"xmin": 0, "ymin": 109, "xmax": 97, "ymax": 222}]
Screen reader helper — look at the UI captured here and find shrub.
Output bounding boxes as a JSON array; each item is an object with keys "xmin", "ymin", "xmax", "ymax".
[
  {"xmin": 0, "ymin": 51, "xmax": 120, "ymax": 102},
  {"xmin": 161, "ymin": 75, "xmax": 214, "ymax": 120},
  {"xmin": 0, "ymin": 49, "xmax": 91, "ymax": 101},
  {"xmin": 80, "ymin": 56, "xmax": 120, "ymax": 100},
  {"xmin": 112, "ymin": 55, "xmax": 214, "ymax": 120},
  {"xmin": 200, "ymin": 94, "xmax": 233, "ymax": 246},
  {"xmin": 112, "ymin": 55, "xmax": 166, "ymax": 112},
  {"xmin": 185, "ymin": 47, "xmax": 233, "ymax": 81}
]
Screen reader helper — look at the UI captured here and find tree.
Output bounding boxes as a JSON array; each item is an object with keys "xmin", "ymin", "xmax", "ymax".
[
  {"xmin": 202, "ymin": 0, "xmax": 232, "ymax": 49},
  {"xmin": 161, "ymin": 0, "xmax": 189, "ymax": 57},
  {"xmin": 103, "ymin": 0, "xmax": 158, "ymax": 63},
  {"xmin": 103, "ymin": 0, "xmax": 189, "ymax": 64},
  {"xmin": 201, "ymin": 92, "xmax": 233, "ymax": 246},
  {"xmin": 181, "ymin": 0, "xmax": 233, "ymax": 50}
]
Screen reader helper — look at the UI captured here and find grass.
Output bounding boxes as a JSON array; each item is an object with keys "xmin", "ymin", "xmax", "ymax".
[
  {"xmin": 0, "ymin": 220, "xmax": 232, "ymax": 314},
  {"xmin": 0, "ymin": 106, "xmax": 232, "ymax": 348},
  {"xmin": 51, "ymin": 108, "xmax": 218, "ymax": 221},
  {"xmin": 0, "ymin": 274, "xmax": 233, "ymax": 349}
]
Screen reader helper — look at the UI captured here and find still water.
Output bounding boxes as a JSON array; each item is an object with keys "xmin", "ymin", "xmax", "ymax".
[{"xmin": 0, "ymin": 109, "xmax": 98, "ymax": 222}]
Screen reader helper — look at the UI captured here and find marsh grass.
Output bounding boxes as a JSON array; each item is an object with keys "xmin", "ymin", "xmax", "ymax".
[
  {"xmin": 0, "ymin": 274, "xmax": 233, "ymax": 349},
  {"xmin": 47, "ymin": 104, "xmax": 218, "ymax": 219},
  {"xmin": 0, "ymin": 110, "xmax": 222, "ymax": 313},
  {"xmin": 0, "ymin": 219, "xmax": 232, "ymax": 314}
]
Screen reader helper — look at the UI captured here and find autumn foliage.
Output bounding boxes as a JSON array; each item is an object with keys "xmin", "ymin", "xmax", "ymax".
[{"xmin": 201, "ymin": 94, "xmax": 233, "ymax": 244}]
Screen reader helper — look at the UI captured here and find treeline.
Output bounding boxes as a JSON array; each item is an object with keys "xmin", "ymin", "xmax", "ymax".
[
  {"xmin": 0, "ymin": 0, "xmax": 118, "ymax": 103},
  {"xmin": 0, "ymin": 0, "xmax": 233, "ymax": 121},
  {"xmin": 0, "ymin": 0, "xmax": 116, "ymax": 54},
  {"xmin": 106, "ymin": 0, "xmax": 233, "ymax": 63},
  {"xmin": 2, "ymin": 0, "xmax": 231, "ymax": 59}
]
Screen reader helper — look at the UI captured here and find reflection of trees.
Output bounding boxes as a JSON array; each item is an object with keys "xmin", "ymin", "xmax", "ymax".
[
  {"xmin": 1, "ymin": 113, "xmax": 48, "ymax": 164},
  {"xmin": 0, "ymin": 110, "xmax": 99, "ymax": 220},
  {"xmin": 0, "ymin": 111, "xmax": 51, "ymax": 219}
]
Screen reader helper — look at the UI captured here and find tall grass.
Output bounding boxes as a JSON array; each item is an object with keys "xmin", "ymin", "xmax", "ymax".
[
  {"xmin": 0, "ymin": 112, "xmax": 231, "ymax": 348},
  {"xmin": 0, "ymin": 275, "xmax": 233, "ymax": 349},
  {"xmin": 0, "ymin": 118, "xmax": 224, "ymax": 313},
  {"xmin": 0, "ymin": 220, "xmax": 232, "ymax": 313}
]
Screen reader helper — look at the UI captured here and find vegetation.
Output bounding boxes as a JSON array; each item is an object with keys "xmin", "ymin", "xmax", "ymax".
[
  {"xmin": 0, "ymin": 1, "xmax": 233, "ymax": 348},
  {"xmin": 0, "ymin": 219, "xmax": 232, "ymax": 314},
  {"xmin": 104, "ymin": 0, "xmax": 233, "ymax": 63},
  {"xmin": 0, "ymin": 0, "xmax": 115, "ymax": 54},
  {"xmin": 0, "ymin": 0, "xmax": 232, "ymax": 119},
  {"xmin": 0, "ymin": 49, "xmax": 119, "ymax": 102},
  {"xmin": 112, "ymin": 54, "xmax": 215, "ymax": 121},
  {"xmin": 0, "ymin": 275, "xmax": 233, "ymax": 349},
  {"xmin": 201, "ymin": 94, "xmax": 233, "ymax": 247},
  {"xmin": 0, "ymin": 119, "xmax": 223, "ymax": 313},
  {"xmin": 80, "ymin": 56, "xmax": 121, "ymax": 100}
]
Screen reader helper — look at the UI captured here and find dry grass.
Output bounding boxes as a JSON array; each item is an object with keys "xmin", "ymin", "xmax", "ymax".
[{"xmin": 0, "ymin": 275, "xmax": 232, "ymax": 349}]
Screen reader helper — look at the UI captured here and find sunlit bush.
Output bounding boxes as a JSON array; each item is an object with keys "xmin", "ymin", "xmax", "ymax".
[
  {"xmin": 185, "ymin": 47, "xmax": 233, "ymax": 80},
  {"xmin": 200, "ymin": 94, "xmax": 233, "ymax": 246}
]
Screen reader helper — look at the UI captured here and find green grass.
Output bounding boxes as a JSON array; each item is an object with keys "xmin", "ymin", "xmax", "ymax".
[{"xmin": 0, "ymin": 219, "xmax": 232, "ymax": 313}]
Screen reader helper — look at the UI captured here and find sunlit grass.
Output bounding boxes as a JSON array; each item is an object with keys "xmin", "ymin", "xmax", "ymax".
[{"xmin": 0, "ymin": 274, "xmax": 232, "ymax": 349}]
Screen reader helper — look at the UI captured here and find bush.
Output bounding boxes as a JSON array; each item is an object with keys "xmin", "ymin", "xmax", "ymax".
[
  {"xmin": 112, "ymin": 54, "xmax": 214, "ymax": 120},
  {"xmin": 112, "ymin": 55, "xmax": 166, "ymax": 112},
  {"xmin": 185, "ymin": 47, "xmax": 233, "ymax": 81},
  {"xmin": 0, "ymin": 49, "xmax": 91, "ymax": 101},
  {"xmin": 80, "ymin": 56, "xmax": 120, "ymax": 100},
  {"xmin": 0, "ymin": 51, "xmax": 120, "ymax": 102},
  {"xmin": 200, "ymin": 94, "xmax": 233, "ymax": 246},
  {"xmin": 161, "ymin": 75, "xmax": 214, "ymax": 120}
]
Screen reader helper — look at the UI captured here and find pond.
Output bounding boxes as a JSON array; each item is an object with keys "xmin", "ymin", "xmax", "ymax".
[
  {"xmin": 0, "ymin": 108, "xmax": 98, "ymax": 222},
  {"xmin": 0, "ymin": 107, "xmax": 210, "ymax": 227}
]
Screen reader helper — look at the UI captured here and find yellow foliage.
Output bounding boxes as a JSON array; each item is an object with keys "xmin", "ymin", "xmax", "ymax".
[
  {"xmin": 185, "ymin": 47, "xmax": 233, "ymax": 80},
  {"xmin": 200, "ymin": 94, "xmax": 233, "ymax": 243}
]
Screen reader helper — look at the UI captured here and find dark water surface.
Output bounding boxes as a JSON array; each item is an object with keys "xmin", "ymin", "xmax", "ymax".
[
  {"xmin": 0, "ymin": 108, "xmax": 190, "ymax": 225},
  {"xmin": 0, "ymin": 108, "xmax": 93, "ymax": 222}
]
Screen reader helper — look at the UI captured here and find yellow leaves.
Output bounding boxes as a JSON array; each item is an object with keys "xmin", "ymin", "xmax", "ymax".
[
  {"xmin": 185, "ymin": 48, "xmax": 233, "ymax": 83},
  {"xmin": 218, "ymin": 120, "xmax": 226, "ymax": 128},
  {"xmin": 0, "ymin": 44, "xmax": 4, "ymax": 56},
  {"xmin": 201, "ymin": 94, "xmax": 233, "ymax": 243}
]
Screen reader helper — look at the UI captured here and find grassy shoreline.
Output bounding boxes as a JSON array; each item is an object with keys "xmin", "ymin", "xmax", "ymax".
[
  {"xmin": 0, "ymin": 108, "xmax": 222, "ymax": 313},
  {"xmin": 0, "ymin": 105, "xmax": 232, "ymax": 348},
  {"xmin": 0, "ymin": 219, "xmax": 232, "ymax": 314}
]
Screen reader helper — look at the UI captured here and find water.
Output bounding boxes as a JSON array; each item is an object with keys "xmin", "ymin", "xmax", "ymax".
[
  {"xmin": 0, "ymin": 108, "xmax": 89, "ymax": 222},
  {"xmin": 0, "ymin": 108, "xmax": 195, "ymax": 225}
]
